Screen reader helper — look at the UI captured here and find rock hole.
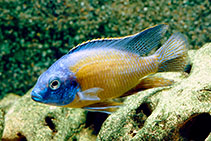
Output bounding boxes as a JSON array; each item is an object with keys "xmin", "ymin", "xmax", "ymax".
[
  {"xmin": 2, "ymin": 133, "xmax": 27, "ymax": 141},
  {"xmin": 72, "ymin": 138, "xmax": 77, "ymax": 141},
  {"xmin": 179, "ymin": 113, "xmax": 211, "ymax": 140},
  {"xmin": 132, "ymin": 132, "xmax": 137, "ymax": 137},
  {"xmin": 17, "ymin": 132, "xmax": 27, "ymax": 141},
  {"xmin": 184, "ymin": 64, "xmax": 192, "ymax": 74},
  {"xmin": 129, "ymin": 130, "xmax": 137, "ymax": 137},
  {"xmin": 45, "ymin": 116, "xmax": 57, "ymax": 133},
  {"xmin": 136, "ymin": 103, "xmax": 152, "ymax": 117},
  {"xmin": 85, "ymin": 112, "xmax": 109, "ymax": 135},
  {"xmin": 131, "ymin": 132, "xmax": 136, "ymax": 137},
  {"xmin": 133, "ymin": 103, "xmax": 152, "ymax": 128}
]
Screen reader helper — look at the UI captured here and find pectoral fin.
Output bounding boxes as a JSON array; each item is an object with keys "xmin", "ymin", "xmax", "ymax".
[
  {"xmin": 83, "ymin": 100, "xmax": 123, "ymax": 114},
  {"xmin": 122, "ymin": 75, "xmax": 174, "ymax": 97},
  {"xmin": 77, "ymin": 87, "xmax": 103, "ymax": 101}
]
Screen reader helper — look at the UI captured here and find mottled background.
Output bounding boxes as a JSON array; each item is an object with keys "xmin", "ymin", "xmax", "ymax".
[{"xmin": 0, "ymin": 0, "xmax": 210, "ymax": 98}]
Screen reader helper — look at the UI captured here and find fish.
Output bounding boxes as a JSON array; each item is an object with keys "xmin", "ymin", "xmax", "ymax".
[{"xmin": 31, "ymin": 24, "xmax": 188, "ymax": 114}]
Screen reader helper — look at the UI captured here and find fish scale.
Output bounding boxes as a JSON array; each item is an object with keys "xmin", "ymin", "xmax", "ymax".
[{"xmin": 73, "ymin": 49, "xmax": 158, "ymax": 100}]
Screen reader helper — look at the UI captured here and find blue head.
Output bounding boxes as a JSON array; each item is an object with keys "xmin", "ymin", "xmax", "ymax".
[{"xmin": 31, "ymin": 59, "xmax": 79, "ymax": 106}]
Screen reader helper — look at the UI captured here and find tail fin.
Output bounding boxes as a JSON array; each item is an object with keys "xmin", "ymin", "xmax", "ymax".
[{"xmin": 155, "ymin": 32, "xmax": 189, "ymax": 72}]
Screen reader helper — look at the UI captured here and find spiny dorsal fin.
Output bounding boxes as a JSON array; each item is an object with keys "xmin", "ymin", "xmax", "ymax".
[{"xmin": 68, "ymin": 24, "xmax": 168, "ymax": 56}]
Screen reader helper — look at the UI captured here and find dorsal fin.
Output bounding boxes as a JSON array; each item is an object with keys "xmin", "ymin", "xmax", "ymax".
[{"xmin": 68, "ymin": 24, "xmax": 168, "ymax": 56}]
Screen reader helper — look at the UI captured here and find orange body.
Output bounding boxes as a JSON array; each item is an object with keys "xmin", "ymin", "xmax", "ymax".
[{"xmin": 65, "ymin": 49, "xmax": 158, "ymax": 108}]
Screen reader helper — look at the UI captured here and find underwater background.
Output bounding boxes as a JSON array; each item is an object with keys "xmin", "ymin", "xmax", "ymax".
[{"xmin": 0, "ymin": 0, "xmax": 210, "ymax": 98}]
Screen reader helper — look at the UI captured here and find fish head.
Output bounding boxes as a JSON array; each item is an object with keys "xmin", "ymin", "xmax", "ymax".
[{"xmin": 31, "ymin": 63, "xmax": 79, "ymax": 106}]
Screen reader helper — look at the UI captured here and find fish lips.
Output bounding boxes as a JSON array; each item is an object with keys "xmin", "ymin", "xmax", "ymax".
[
  {"xmin": 31, "ymin": 90, "xmax": 59, "ymax": 106},
  {"xmin": 31, "ymin": 91, "xmax": 43, "ymax": 102}
]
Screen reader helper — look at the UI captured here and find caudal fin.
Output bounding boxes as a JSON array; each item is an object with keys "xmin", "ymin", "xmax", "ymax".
[{"xmin": 155, "ymin": 32, "xmax": 189, "ymax": 72}]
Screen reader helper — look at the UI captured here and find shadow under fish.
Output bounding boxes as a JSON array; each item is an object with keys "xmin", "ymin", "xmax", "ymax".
[{"xmin": 31, "ymin": 24, "xmax": 189, "ymax": 114}]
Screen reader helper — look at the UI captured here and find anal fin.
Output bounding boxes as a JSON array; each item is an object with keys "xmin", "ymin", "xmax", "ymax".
[{"xmin": 83, "ymin": 100, "xmax": 123, "ymax": 114}]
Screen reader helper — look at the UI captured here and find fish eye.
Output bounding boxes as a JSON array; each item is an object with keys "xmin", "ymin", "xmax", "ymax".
[{"xmin": 49, "ymin": 79, "xmax": 60, "ymax": 90}]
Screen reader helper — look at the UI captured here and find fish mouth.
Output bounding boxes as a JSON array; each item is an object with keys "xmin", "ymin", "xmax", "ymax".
[{"xmin": 31, "ymin": 91, "xmax": 43, "ymax": 102}]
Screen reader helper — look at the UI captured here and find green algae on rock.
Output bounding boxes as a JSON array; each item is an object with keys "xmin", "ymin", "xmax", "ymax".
[
  {"xmin": 2, "ymin": 90, "xmax": 96, "ymax": 141},
  {"xmin": 97, "ymin": 43, "xmax": 211, "ymax": 140}
]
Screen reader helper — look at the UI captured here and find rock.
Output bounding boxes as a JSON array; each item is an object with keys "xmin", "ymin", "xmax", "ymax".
[
  {"xmin": 205, "ymin": 133, "xmax": 211, "ymax": 141},
  {"xmin": 2, "ymin": 89, "xmax": 97, "ymax": 140},
  {"xmin": 0, "ymin": 93, "xmax": 20, "ymax": 114},
  {"xmin": 98, "ymin": 43, "xmax": 211, "ymax": 140},
  {"xmin": 0, "ymin": 108, "xmax": 4, "ymax": 139}
]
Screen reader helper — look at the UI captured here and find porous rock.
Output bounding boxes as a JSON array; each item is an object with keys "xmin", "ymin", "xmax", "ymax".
[
  {"xmin": 0, "ymin": 94, "xmax": 20, "ymax": 114},
  {"xmin": 2, "ymin": 90, "xmax": 96, "ymax": 140},
  {"xmin": 98, "ymin": 43, "xmax": 211, "ymax": 140}
]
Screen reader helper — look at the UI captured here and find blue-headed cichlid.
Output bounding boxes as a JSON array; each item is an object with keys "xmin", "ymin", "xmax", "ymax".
[{"xmin": 31, "ymin": 24, "xmax": 188, "ymax": 114}]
